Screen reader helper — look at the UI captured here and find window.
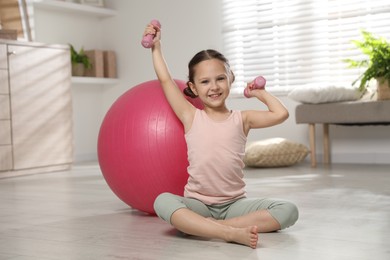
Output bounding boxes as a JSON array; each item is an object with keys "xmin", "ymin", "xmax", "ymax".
[
  {"xmin": 222, "ymin": 0, "xmax": 390, "ymax": 94},
  {"xmin": 0, "ymin": 0, "xmax": 32, "ymax": 41}
]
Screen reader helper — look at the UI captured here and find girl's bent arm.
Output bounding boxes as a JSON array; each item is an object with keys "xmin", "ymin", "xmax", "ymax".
[{"xmin": 242, "ymin": 89, "xmax": 289, "ymax": 133}]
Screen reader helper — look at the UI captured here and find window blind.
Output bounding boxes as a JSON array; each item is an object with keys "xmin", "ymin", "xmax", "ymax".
[{"xmin": 222, "ymin": 0, "xmax": 390, "ymax": 94}]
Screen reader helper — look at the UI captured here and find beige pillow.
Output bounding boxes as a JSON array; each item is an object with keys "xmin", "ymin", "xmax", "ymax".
[{"xmin": 244, "ymin": 138, "xmax": 309, "ymax": 167}]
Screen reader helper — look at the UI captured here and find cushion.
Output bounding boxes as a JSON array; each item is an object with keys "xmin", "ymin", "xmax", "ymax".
[
  {"xmin": 244, "ymin": 138, "xmax": 309, "ymax": 168},
  {"xmin": 288, "ymin": 83, "xmax": 361, "ymax": 104}
]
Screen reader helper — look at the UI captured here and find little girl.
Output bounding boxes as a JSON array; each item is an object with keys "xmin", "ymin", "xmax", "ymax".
[{"xmin": 143, "ymin": 23, "xmax": 298, "ymax": 249}]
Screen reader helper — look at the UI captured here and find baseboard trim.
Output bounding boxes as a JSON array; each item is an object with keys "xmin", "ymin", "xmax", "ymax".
[{"xmin": 74, "ymin": 153, "xmax": 98, "ymax": 163}]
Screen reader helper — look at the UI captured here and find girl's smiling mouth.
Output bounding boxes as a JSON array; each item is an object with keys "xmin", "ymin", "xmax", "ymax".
[{"xmin": 208, "ymin": 93, "xmax": 222, "ymax": 99}]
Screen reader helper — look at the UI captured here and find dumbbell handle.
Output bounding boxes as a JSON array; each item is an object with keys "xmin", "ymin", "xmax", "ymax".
[
  {"xmin": 141, "ymin": 19, "xmax": 161, "ymax": 48},
  {"xmin": 244, "ymin": 76, "xmax": 266, "ymax": 98}
]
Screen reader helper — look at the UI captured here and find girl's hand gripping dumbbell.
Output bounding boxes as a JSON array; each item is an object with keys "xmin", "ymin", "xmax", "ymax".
[
  {"xmin": 141, "ymin": 19, "xmax": 161, "ymax": 48},
  {"xmin": 243, "ymin": 76, "xmax": 266, "ymax": 98}
]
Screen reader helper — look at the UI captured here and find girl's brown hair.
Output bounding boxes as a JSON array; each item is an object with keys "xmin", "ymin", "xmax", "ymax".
[{"xmin": 184, "ymin": 49, "xmax": 235, "ymax": 98}]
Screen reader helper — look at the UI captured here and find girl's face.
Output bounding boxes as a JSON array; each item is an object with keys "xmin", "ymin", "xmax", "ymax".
[{"xmin": 189, "ymin": 59, "xmax": 232, "ymax": 109}]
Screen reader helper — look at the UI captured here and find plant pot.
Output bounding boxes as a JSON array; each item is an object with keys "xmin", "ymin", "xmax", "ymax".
[
  {"xmin": 377, "ymin": 78, "xmax": 390, "ymax": 100},
  {"xmin": 72, "ymin": 63, "xmax": 85, "ymax": 76}
]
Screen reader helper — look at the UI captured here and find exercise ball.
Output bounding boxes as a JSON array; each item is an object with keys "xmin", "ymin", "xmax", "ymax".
[{"xmin": 98, "ymin": 79, "xmax": 203, "ymax": 214}]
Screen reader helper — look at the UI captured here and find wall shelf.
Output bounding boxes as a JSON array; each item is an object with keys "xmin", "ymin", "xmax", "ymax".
[
  {"xmin": 33, "ymin": 0, "xmax": 117, "ymax": 18},
  {"xmin": 71, "ymin": 76, "xmax": 119, "ymax": 85}
]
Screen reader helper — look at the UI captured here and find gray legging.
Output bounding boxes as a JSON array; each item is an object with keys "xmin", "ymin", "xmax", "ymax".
[{"xmin": 154, "ymin": 192, "xmax": 299, "ymax": 230}]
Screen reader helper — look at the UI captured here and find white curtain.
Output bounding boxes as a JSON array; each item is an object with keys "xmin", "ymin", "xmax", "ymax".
[{"xmin": 222, "ymin": 0, "xmax": 390, "ymax": 94}]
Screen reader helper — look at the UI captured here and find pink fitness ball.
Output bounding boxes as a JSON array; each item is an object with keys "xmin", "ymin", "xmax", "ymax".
[{"xmin": 98, "ymin": 80, "xmax": 203, "ymax": 214}]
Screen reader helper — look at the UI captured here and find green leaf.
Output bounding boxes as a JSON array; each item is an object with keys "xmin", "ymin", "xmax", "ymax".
[
  {"xmin": 68, "ymin": 44, "xmax": 92, "ymax": 69},
  {"xmin": 343, "ymin": 30, "xmax": 390, "ymax": 92}
]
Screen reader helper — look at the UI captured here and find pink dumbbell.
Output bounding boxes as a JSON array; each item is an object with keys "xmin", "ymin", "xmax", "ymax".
[
  {"xmin": 244, "ymin": 76, "xmax": 266, "ymax": 98},
  {"xmin": 141, "ymin": 19, "xmax": 161, "ymax": 48}
]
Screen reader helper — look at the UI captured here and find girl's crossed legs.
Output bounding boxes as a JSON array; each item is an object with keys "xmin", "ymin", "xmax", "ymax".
[{"xmin": 154, "ymin": 193, "xmax": 298, "ymax": 249}]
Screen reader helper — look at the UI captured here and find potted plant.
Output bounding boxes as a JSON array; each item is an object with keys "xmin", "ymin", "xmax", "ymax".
[
  {"xmin": 344, "ymin": 30, "xmax": 390, "ymax": 100},
  {"xmin": 69, "ymin": 44, "xmax": 92, "ymax": 76}
]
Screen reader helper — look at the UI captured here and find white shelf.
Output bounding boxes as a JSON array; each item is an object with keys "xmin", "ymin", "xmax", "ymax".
[
  {"xmin": 71, "ymin": 76, "xmax": 119, "ymax": 85},
  {"xmin": 33, "ymin": 0, "xmax": 117, "ymax": 18}
]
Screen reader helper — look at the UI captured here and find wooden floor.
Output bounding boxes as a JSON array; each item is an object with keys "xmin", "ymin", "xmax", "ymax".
[{"xmin": 0, "ymin": 162, "xmax": 389, "ymax": 260}]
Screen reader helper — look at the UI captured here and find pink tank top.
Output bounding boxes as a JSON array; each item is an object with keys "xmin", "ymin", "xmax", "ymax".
[{"xmin": 184, "ymin": 109, "xmax": 247, "ymax": 205}]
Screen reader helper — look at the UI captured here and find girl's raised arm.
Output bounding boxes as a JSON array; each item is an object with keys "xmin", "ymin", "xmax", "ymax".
[{"xmin": 144, "ymin": 24, "xmax": 195, "ymax": 129}]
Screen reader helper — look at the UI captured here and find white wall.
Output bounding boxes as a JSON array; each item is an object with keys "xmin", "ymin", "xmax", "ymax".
[
  {"xmin": 33, "ymin": 0, "xmax": 390, "ymax": 164},
  {"xmin": 33, "ymin": 5, "xmax": 108, "ymax": 161}
]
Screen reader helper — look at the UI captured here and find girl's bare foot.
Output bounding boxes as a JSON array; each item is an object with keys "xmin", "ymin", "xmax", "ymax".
[{"xmin": 226, "ymin": 225, "xmax": 259, "ymax": 249}]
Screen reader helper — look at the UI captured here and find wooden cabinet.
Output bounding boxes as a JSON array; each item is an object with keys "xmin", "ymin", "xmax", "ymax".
[{"xmin": 0, "ymin": 41, "xmax": 73, "ymax": 176}]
